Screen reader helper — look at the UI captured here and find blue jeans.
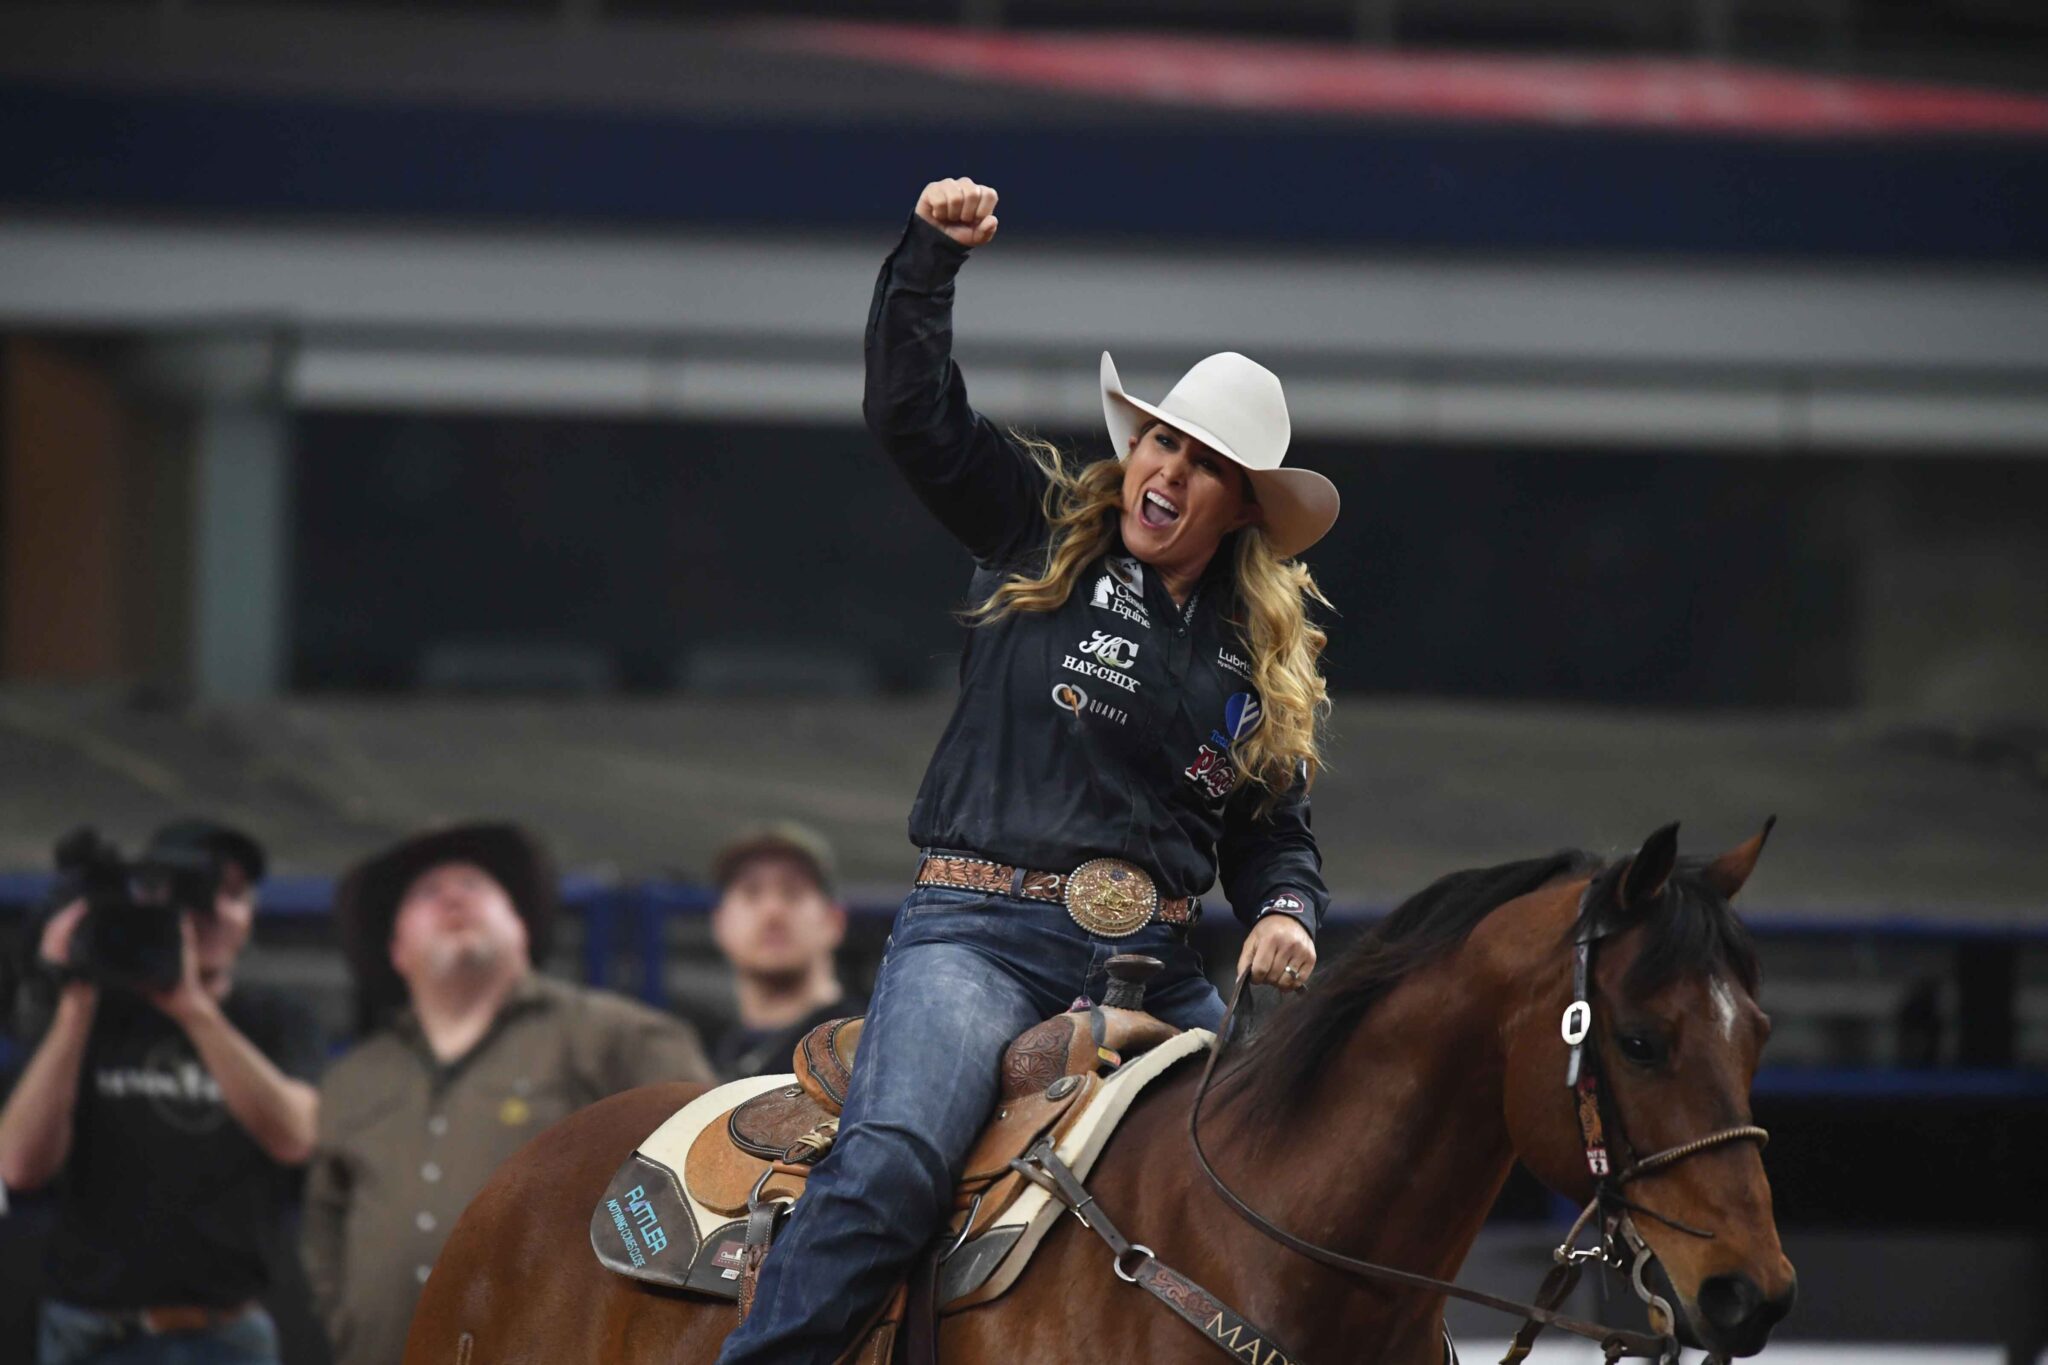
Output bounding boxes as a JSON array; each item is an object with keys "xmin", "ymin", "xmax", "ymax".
[
  {"xmin": 38, "ymin": 1300, "xmax": 280, "ymax": 1365},
  {"xmin": 716, "ymin": 886, "xmax": 1225, "ymax": 1365}
]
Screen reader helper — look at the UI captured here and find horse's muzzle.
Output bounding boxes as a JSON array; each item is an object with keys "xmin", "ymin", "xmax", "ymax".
[{"xmin": 1692, "ymin": 1270, "xmax": 1797, "ymax": 1357}]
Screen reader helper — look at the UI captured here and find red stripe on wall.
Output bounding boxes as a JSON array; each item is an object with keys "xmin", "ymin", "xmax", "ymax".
[{"xmin": 766, "ymin": 23, "xmax": 2048, "ymax": 136}]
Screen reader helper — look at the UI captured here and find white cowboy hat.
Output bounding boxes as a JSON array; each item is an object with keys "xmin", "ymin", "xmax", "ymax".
[{"xmin": 1101, "ymin": 351, "xmax": 1339, "ymax": 560}]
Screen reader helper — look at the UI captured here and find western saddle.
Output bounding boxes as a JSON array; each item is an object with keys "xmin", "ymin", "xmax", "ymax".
[{"xmin": 590, "ymin": 955, "xmax": 1190, "ymax": 1361}]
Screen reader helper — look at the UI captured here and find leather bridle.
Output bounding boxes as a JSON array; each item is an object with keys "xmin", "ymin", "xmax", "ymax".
[
  {"xmin": 1187, "ymin": 895, "xmax": 1770, "ymax": 1365},
  {"xmin": 1539, "ymin": 901, "xmax": 1771, "ymax": 1362}
]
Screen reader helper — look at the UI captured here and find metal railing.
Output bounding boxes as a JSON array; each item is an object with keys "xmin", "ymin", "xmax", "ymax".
[{"xmin": 4, "ymin": 869, "xmax": 2042, "ymax": 1085}]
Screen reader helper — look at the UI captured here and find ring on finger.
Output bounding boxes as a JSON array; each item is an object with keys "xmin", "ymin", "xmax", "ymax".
[{"xmin": 1283, "ymin": 964, "xmax": 1301, "ymax": 981}]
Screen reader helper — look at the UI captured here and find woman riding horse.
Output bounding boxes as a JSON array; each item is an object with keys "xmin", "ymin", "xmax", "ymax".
[{"xmin": 714, "ymin": 177, "xmax": 1344, "ymax": 1365}]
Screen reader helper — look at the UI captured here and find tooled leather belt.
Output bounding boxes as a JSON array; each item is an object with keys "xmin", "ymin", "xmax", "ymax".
[{"xmin": 914, "ymin": 851, "xmax": 1198, "ymax": 938}]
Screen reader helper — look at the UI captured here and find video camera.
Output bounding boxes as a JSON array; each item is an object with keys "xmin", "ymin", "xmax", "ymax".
[{"xmin": 49, "ymin": 827, "xmax": 225, "ymax": 995}]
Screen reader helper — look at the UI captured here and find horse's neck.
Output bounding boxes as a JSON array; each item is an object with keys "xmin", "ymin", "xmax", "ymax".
[{"xmin": 1202, "ymin": 945, "xmax": 1524, "ymax": 1359}]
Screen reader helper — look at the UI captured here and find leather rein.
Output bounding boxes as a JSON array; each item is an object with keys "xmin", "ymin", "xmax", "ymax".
[{"xmin": 1185, "ymin": 905, "xmax": 1770, "ymax": 1365}]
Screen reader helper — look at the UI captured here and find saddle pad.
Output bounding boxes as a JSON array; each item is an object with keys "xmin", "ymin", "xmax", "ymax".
[
  {"xmin": 941, "ymin": 1027, "xmax": 1213, "ymax": 1311},
  {"xmin": 590, "ymin": 1073, "xmax": 794, "ymax": 1294},
  {"xmin": 648, "ymin": 1075, "xmax": 791, "ymax": 1192},
  {"xmin": 591, "ymin": 1031, "xmax": 1214, "ymax": 1306}
]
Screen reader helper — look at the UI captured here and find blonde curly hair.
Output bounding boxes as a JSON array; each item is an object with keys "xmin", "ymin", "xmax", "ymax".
[{"xmin": 969, "ymin": 431, "xmax": 1331, "ymax": 811}]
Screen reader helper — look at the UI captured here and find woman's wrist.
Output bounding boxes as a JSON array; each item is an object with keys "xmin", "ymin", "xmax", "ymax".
[
  {"xmin": 889, "ymin": 213, "xmax": 973, "ymax": 293},
  {"xmin": 1253, "ymin": 889, "xmax": 1317, "ymax": 939}
]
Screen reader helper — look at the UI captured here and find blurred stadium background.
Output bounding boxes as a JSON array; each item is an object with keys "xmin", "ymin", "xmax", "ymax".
[{"xmin": 0, "ymin": 1, "xmax": 2043, "ymax": 1361}]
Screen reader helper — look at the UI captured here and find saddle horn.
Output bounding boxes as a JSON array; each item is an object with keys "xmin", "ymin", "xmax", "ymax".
[{"xmin": 1101, "ymin": 954, "xmax": 1163, "ymax": 1011}]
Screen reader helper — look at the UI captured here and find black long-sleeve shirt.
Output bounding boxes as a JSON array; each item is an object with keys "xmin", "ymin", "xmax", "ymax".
[{"xmin": 866, "ymin": 214, "xmax": 1329, "ymax": 936}]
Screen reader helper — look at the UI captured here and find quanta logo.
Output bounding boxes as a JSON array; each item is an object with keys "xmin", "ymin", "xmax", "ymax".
[{"xmin": 1051, "ymin": 681, "xmax": 1129, "ymax": 725}]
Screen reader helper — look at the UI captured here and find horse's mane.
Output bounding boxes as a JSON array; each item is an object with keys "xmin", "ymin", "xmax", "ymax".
[{"xmin": 1223, "ymin": 848, "xmax": 1761, "ymax": 1117}]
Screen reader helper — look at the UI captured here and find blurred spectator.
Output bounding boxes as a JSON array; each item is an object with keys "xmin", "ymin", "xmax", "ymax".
[
  {"xmin": 0, "ymin": 821, "xmax": 320, "ymax": 1365},
  {"xmin": 303, "ymin": 822, "xmax": 709, "ymax": 1365},
  {"xmin": 708, "ymin": 823, "xmax": 864, "ymax": 1080}
]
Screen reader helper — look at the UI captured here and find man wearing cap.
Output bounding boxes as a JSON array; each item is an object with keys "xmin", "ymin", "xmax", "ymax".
[
  {"xmin": 0, "ymin": 820, "xmax": 320, "ymax": 1365},
  {"xmin": 302, "ymin": 822, "xmax": 710, "ymax": 1365},
  {"xmin": 708, "ymin": 824, "xmax": 866, "ymax": 1081}
]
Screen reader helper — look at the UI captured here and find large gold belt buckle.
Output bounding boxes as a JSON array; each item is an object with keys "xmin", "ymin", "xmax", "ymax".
[{"xmin": 1063, "ymin": 858, "xmax": 1159, "ymax": 939}]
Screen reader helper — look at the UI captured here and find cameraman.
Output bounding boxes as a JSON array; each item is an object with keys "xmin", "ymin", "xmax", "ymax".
[{"xmin": 0, "ymin": 821, "xmax": 321, "ymax": 1365}]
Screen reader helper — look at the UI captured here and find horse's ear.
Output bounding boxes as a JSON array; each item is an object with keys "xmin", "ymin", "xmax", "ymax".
[
  {"xmin": 1703, "ymin": 815, "xmax": 1777, "ymax": 902},
  {"xmin": 1619, "ymin": 822, "xmax": 1681, "ymax": 911}
]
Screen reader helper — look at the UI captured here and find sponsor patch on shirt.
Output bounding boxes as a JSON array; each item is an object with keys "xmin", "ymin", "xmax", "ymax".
[
  {"xmin": 1064, "ymin": 632, "xmax": 1141, "ymax": 693},
  {"xmin": 1183, "ymin": 728, "xmax": 1240, "ymax": 802},
  {"xmin": 1218, "ymin": 646, "xmax": 1253, "ymax": 681},
  {"xmin": 1225, "ymin": 691, "xmax": 1262, "ymax": 741},
  {"xmin": 1077, "ymin": 630, "xmax": 1140, "ymax": 669},
  {"xmin": 1051, "ymin": 681, "xmax": 1129, "ymax": 726},
  {"xmin": 1261, "ymin": 891, "xmax": 1307, "ymax": 918},
  {"xmin": 1089, "ymin": 556, "xmax": 1151, "ymax": 629},
  {"xmin": 1063, "ymin": 655, "xmax": 1140, "ymax": 693}
]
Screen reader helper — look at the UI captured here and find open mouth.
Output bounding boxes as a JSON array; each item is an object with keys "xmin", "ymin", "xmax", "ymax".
[{"xmin": 1140, "ymin": 488, "xmax": 1181, "ymax": 529}]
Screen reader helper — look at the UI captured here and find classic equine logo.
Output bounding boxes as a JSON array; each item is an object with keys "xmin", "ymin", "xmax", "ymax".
[
  {"xmin": 1077, "ymin": 631, "xmax": 1140, "ymax": 669},
  {"xmin": 1089, "ymin": 555, "xmax": 1151, "ymax": 628}
]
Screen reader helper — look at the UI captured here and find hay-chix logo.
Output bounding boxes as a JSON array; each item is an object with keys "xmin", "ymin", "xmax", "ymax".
[
  {"xmin": 1062, "ymin": 634, "xmax": 1141, "ymax": 694},
  {"xmin": 1077, "ymin": 631, "xmax": 1140, "ymax": 669}
]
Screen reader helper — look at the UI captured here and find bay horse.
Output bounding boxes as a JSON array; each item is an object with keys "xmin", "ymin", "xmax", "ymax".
[{"xmin": 405, "ymin": 822, "xmax": 1795, "ymax": 1364}]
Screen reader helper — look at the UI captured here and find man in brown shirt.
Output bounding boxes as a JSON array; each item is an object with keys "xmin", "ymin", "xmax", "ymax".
[{"xmin": 302, "ymin": 823, "xmax": 710, "ymax": 1365}]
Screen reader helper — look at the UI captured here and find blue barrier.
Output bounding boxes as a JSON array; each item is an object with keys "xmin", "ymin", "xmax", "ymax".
[
  {"xmin": 1750, "ymin": 1067, "xmax": 2048, "ymax": 1099},
  {"xmin": 4, "ymin": 869, "xmax": 2041, "ymax": 1103},
  {"xmin": 631, "ymin": 883, "xmax": 718, "ymax": 1009},
  {"xmin": 4, "ymin": 869, "xmax": 2042, "ymax": 941}
]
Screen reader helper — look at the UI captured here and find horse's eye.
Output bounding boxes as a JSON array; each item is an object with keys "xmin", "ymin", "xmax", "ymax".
[{"xmin": 1617, "ymin": 1033, "xmax": 1664, "ymax": 1067}]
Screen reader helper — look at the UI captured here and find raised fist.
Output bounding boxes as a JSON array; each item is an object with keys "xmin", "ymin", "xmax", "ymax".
[{"xmin": 915, "ymin": 177, "xmax": 1000, "ymax": 249}]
